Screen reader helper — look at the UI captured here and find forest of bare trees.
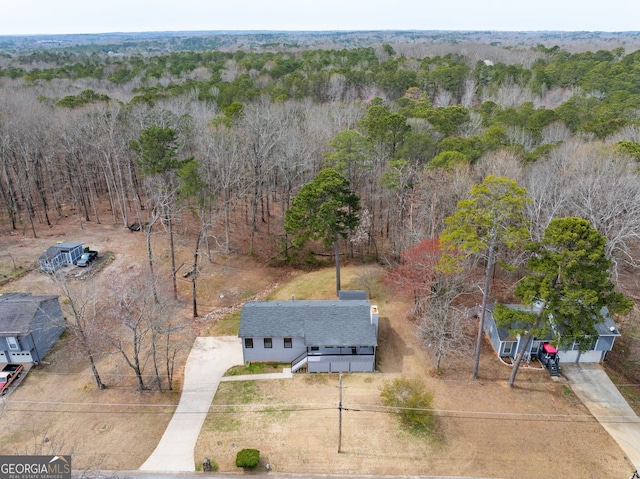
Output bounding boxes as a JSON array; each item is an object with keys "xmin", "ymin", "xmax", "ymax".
[{"xmin": 1, "ymin": 33, "xmax": 640, "ymax": 278}]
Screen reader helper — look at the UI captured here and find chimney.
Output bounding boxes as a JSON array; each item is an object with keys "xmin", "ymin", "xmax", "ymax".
[{"xmin": 370, "ymin": 305, "xmax": 379, "ymax": 334}]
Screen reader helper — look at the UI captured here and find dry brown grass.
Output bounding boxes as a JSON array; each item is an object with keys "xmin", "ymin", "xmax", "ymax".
[
  {"xmin": 0, "ymin": 221, "xmax": 635, "ymax": 477},
  {"xmin": 195, "ymin": 267, "xmax": 632, "ymax": 478}
]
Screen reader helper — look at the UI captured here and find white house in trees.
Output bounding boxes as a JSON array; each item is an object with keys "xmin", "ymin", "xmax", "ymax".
[{"xmin": 239, "ymin": 291, "xmax": 378, "ymax": 373}]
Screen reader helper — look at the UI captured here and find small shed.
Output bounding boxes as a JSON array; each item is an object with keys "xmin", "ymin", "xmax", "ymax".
[{"xmin": 39, "ymin": 241, "xmax": 85, "ymax": 272}]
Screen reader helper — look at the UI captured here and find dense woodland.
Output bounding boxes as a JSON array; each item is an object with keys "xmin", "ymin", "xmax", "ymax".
[
  {"xmin": 2, "ymin": 31, "xmax": 640, "ymax": 277},
  {"xmin": 0, "ymin": 30, "xmax": 640, "ymax": 390}
]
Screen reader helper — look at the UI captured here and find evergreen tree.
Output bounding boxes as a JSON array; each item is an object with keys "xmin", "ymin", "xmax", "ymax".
[
  {"xmin": 285, "ymin": 168, "xmax": 360, "ymax": 295},
  {"xmin": 494, "ymin": 217, "xmax": 633, "ymax": 387},
  {"xmin": 440, "ymin": 175, "xmax": 530, "ymax": 379}
]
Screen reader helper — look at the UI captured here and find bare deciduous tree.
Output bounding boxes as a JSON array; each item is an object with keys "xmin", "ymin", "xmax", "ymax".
[
  {"xmin": 415, "ymin": 274, "xmax": 472, "ymax": 371},
  {"xmin": 239, "ymin": 96, "xmax": 279, "ymax": 253},
  {"xmin": 101, "ymin": 268, "xmax": 187, "ymax": 391},
  {"xmin": 46, "ymin": 273, "xmax": 106, "ymax": 390}
]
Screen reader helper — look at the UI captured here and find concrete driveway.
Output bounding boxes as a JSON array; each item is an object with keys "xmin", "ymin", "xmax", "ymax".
[
  {"xmin": 563, "ymin": 363, "xmax": 640, "ymax": 470},
  {"xmin": 139, "ymin": 336, "xmax": 244, "ymax": 472}
]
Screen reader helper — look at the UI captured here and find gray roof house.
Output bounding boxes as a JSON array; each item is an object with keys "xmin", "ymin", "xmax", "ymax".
[
  {"xmin": 0, "ymin": 292, "xmax": 65, "ymax": 363},
  {"xmin": 239, "ymin": 293, "xmax": 378, "ymax": 373},
  {"xmin": 38, "ymin": 241, "xmax": 85, "ymax": 272},
  {"xmin": 481, "ymin": 303, "xmax": 621, "ymax": 364}
]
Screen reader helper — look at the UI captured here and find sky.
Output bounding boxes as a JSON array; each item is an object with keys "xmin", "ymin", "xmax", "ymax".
[{"xmin": 1, "ymin": 0, "xmax": 639, "ymax": 36}]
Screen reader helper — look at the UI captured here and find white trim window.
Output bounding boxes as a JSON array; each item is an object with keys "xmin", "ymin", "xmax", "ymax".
[
  {"xmin": 503, "ymin": 342, "xmax": 514, "ymax": 355},
  {"xmin": 6, "ymin": 336, "xmax": 19, "ymax": 351},
  {"xmin": 530, "ymin": 342, "xmax": 540, "ymax": 355}
]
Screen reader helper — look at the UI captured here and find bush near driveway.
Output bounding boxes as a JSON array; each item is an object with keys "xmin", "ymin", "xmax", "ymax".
[{"xmin": 236, "ymin": 448, "xmax": 260, "ymax": 468}]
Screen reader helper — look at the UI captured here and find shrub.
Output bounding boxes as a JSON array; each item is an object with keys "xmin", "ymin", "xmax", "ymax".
[
  {"xmin": 235, "ymin": 448, "xmax": 260, "ymax": 468},
  {"xmin": 380, "ymin": 377, "xmax": 435, "ymax": 434},
  {"xmin": 200, "ymin": 458, "xmax": 218, "ymax": 472}
]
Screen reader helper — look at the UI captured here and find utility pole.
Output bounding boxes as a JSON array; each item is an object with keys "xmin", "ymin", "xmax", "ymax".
[
  {"xmin": 338, "ymin": 372, "xmax": 343, "ymax": 453},
  {"xmin": 334, "ymin": 239, "xmax": 341, "ymax": 297}
]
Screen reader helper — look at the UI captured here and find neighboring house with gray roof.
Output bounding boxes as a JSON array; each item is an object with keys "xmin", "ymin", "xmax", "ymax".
[
  {"xmin": 481, "ymin": 303, "xmax": 621, "ymax": 364},
  {"xmin": 38, "ymin": 241, "xmax": 85, "ymax": 272},
  {"xmin": 0, "ymin": 292, "xmax": 65, "ymax": 363},
  {"xmin": 239, "ymin": 294, "xmax": 379, "ymax": 373}
]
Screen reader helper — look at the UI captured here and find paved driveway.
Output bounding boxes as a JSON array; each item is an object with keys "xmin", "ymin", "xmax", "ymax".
[
  {"xmin": 563, "ymin": 363, "xmax": 640, "ymax": 470},
  {"xmin": 139, "ymin": 336, "xmax": 244, "ymax": 472}
]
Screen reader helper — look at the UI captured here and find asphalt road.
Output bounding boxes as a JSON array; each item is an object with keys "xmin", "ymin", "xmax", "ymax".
[{"xmin": 101, "ymin": 473, "xmax": 492, "ymax": 479}]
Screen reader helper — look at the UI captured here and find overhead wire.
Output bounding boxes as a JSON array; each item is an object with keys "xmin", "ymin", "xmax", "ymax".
[{"xmin": 4, "ymin": 399, "xmax": 640, "ymax": 424}]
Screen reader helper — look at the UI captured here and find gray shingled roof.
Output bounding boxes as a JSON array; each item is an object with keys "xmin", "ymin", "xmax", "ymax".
[
  {"xmin": 239, "ymin": 300, "xmax": 377, "ymax": 347},
  {"xmin": 491, "ymin": 304, "xmax": 620, "ymax": 341},
  {"xmin": 338, "ymin": 290, "xmax": 368, "ymax": 300},
  {"xmin": 39, "ymin": 241, "xmax": 84, "ymax": 263},
  {"xmin": 591, "ymin": 307, "xmax": 620, "ymax": 336},
  {"xmin": 39, "ymin": 246, "xmax": 62, "ymax": 263},
  {"xmin": 52, "ymin": 241, "xmax": 85, "ymax": 249},
  {"xmin": 0, "ymin": 292, "xmax": 60, "ymax": 333}
]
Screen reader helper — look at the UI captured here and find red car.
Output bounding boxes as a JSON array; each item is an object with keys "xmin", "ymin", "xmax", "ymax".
[{"xmin": 0, "ymin": 363, "xmax": 23, "ymax": 395}]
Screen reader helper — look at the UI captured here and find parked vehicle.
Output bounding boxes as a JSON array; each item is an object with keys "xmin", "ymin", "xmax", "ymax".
[
  {"xmin": 537, "ymin": 342, "xmax": 560, "ymax": 377},
  {"xmin": 76, "ymin": 250, "xmax": 98, "ymax": 267},
  {"xmin": 0, "ymin": 363, "xmax": 24, "ymax": 395}
]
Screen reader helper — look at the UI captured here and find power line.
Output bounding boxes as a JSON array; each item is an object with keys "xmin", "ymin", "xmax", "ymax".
[{"xmin": 5, "ymin": 399, "xmax": 640, "ymax": 424}]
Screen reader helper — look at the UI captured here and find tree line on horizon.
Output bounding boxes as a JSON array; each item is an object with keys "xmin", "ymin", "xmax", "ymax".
[{"xmin": 1, "ymin": 41, "xmax": 640, "ymax": 269}]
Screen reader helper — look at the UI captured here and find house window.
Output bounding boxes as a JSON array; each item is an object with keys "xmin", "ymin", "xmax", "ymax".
[
  {"xmin": 530, "ymin": 342, "xmax": 540, "ymax": 355},
  {"xmin": 244, "ymin": 338, "xmax": 253, "ymax": 349},
  {"xmin": 503, "ymin": 342, "xmax": 513, "ymax": 355},
  {"xmin": 310, "ymin": 347, "xmax": 319, "ymax": 351},
  {"xmin": 6, "ymin": 336, "xmax": 19, "ymax": 351},
  {"xmin": 264, "ymin": 338, "xmax": 272, "ymax": 348},
  {"xmin": 284, "ymin": 338, "xmax": 292, "ymax": 348}
]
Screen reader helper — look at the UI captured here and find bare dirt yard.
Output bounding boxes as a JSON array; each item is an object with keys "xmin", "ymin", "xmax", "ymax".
[{"xmin": 0, "ymin": 220, "xmax": 636, "ymax": 478}]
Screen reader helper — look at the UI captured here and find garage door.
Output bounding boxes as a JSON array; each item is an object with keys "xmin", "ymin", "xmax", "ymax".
[
  {"xmin": 558, "ymin": 350, "xmax": 603, "ymax": 363},
  {"xmin": 8, "ymin": 351, "xmax": 32, "ymax": 362}
]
